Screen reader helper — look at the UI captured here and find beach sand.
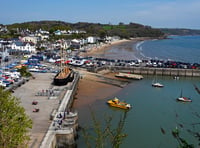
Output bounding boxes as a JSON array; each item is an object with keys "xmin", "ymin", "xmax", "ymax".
[
  {"xmin": 73, "ymin": 38, "xmax": 147, "ymax": 109},
  {"xmin": 79, "ymin": 37, "xmax": 149, "ymax": 59},
  {"xmin": 79, "ymin": 39, "xmax": 130, "ymax": 57},
  {"xmin": 73, "ymin": 70, "xmax": 122, "ymax": 108}
]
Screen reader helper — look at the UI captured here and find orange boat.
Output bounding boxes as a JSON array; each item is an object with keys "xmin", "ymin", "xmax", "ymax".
[{"xmin": 107, "ymin": 97, "xmax": 131, "ymax": 110}]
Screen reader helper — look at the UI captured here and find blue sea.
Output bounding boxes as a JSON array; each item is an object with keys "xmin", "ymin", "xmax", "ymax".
[
  {"xmin": 101, "ymin": 35, "xmax": 200, "ymax": 63},
  {"xmin": 75, "ymin": 36, "xmax": 200, "ymax": 148},
  {"xmin": 135, "ymin": 35, "xmax": 200, "ymax": 63}
]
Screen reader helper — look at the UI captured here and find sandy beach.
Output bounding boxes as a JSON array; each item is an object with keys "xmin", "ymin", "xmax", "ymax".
[
  {"xmin": 79, "ymin": 37, "xmax": 150, "ymax": 59},
  {"xmin": 72, "ymin": 70, "xmax": 124, "ymax": 109},
  {"xmin": 73, "ymin": 37, "xmax": 148, "ymax": 109},
  {"xmin": 79, "ymin": 39, "xmax": 130, "ymax": 57}
]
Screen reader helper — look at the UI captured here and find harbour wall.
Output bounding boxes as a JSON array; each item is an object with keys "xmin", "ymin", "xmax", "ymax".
[
  {"xmin": 89, "ymin": 66, "xmax": 200, "ymax": 77},
  {"xmin": 40, "ymin": 71, "xmax": 80, "ymax": 148}
]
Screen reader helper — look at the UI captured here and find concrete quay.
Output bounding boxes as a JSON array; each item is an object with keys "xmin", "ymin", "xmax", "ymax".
[
  {"xmin": 40, "ymin": 71, "xmax": 80, "ymax": 148},
  {"xmin": 91, "ymin": 66, "xmax": 200, "ymax": 77},
  {"xmin": 12, "ymin": 70, "xmax": 80, "ymax": 148}
]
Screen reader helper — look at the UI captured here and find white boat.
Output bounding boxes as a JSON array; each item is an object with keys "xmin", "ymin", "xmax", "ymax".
[
  {"xmin": 152, "ymin": 82, "xmax": 164, "ymax": 88},
  {"xmin": 176, "ymin": 90, "xmax": 192, "ymax": 102},
  {"xmin": 152, "ymin": 75, "xmax": 164, "ymax": 88}
]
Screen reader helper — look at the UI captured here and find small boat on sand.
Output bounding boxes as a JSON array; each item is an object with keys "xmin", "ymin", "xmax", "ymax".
[
  {"xmin": 107, "ymin": 97, "xmax": 131, "ymax": 110},
  {"xmin": 176, "ymin": 90, "xmax": 192, "ymax": 102}
]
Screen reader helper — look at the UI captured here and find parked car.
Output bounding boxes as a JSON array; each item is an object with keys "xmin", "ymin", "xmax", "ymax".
[{"xmin": 0, "ymin": 81, "xmax": 6, "ymax": 88}]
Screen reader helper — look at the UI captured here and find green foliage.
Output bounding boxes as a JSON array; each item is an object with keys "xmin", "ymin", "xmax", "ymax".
[
  {"xmin": 17, "ymin": 66, "xmax": 32, "ymax": 77},
  {"xmin": 161, "ymin": 28, "xmax": 200, "ymax": 35},
  {"xmin": 165, "ymin": 110, "xmax": 200, "ymax": 147},
  {"xmin": 172, "ymin": 127, "xmax": 194, "ymax": 148},
  {"xmin": 4, "ymin": 21, "xmax": 165, "ymax": 39},
  {"xmin": 0, "ymin": 88, "xmax": 32, "ymax": 147},
  {"xmin": 7, "ymin": 21, "xmax": 71, "ymax": 32},
  {"xmin": 103, "ymin": 25, "xmax": 126, "ymax": 30},
  {"xmin": 82, "ymin": 110, "xmax": 128, "ymax": 148}
]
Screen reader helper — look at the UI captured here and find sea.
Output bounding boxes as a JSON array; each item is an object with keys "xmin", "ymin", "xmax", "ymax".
[{"xmin": 75, "ymin": 35, "xmax": 200, "ymax": 148}]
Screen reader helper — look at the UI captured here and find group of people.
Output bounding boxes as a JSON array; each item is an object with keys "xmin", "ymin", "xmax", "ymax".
[
  {"xmin": 36, "ymin": 89, "xmax": 56, "ymax": 96},
  {"xmin": 53, "ymin": 111, "xmax": 70, "ymax": 129}
]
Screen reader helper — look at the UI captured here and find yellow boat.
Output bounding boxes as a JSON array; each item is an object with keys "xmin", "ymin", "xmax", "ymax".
[{"xmin": 107, "ymin": 97, "xmax": 131, "ymax": 110}]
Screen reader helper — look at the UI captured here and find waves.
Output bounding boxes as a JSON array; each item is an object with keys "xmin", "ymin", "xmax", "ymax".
[
  {"xmin": 135, "ymin": 41, "xmax": 144, "ymax": 51},
  {"xmin": 94, "ymin": 36, "xmax": 200, "ymax": 63},
  {"xmin": 135, "ymin": 40, "xmax": 151, "ymax": 60},
  {"xmin": 135, "ymin": 36, "xmax": 200, "ymax": 63}
]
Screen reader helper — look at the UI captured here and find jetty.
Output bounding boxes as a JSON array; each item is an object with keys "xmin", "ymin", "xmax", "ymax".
[
  {"xmin": 40, "ymin": 71, "xmax": 80, "ymax": 148},
  {"xmin": 115, "ymin": 72, "xmax": 143, "ymax": 80},
  {"xmin": 89, "ymin": 66, "xmax": 200, "ymax": 77}
]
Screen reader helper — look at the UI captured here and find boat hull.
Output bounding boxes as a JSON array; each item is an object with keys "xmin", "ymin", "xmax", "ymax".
[
  {"xmin": 107, "ymin": 103, "xmax": 130, "ymax": 110},
  {"xmin": 53, "ymin": 71, "xmax": 74, "ymax": 86},
  {"xmin": 176, "ymin": 97, "xmax": 192, "ymax": 102},
  {"xmin": 107, "ymin": 98, "xmax": 131, "ymax": 110},
  {"xmin": 152, "ymin": 83, "xmax": 164, "ymax": 88}
]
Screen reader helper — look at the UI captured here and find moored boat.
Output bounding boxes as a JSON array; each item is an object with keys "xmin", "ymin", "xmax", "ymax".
[
  {"xmin": 152, "ymin": 75, "xmax": 164, "ymax": 88},
  {"xmin": 177, "ymin": 97, "xmax": 192, "ymax": 102},
  {"xmin": 107, "ymin": 97, "xmax": 131, "ymax": 110},
  {"xmin": 53, "ymin": 67, "xmax": 74, "ymax": 86},
  {"xmin": 176, "ymin": 90, "xmax": 192, "ymax": 102},
  {"xmin": 152, "ymin": 82, "xmax": 164, "ymax": 88}
]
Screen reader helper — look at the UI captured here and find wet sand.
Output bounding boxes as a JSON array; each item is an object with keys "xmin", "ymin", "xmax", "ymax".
[
  {"xmin": 73, "ymin": 38, "xmax": 148, "ymax": 109},
  {"xmin": 79, "ymin": 39, "xmax": 130, "ymax": 57},
  {"xmin": 73, "ymin": 70, "xmax": 123, "ymax": 108},
  {"xmin": 79, "ymin": 37, "xmax": 150, "ymax": 59}
]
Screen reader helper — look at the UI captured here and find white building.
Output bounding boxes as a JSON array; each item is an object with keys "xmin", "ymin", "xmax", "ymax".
[
  {"xmin": 10, "ymin": 41, "xmax": 36, "ymax": 53},
  {"xmin": 36, "ymin": 33, "xmax": 49, "ymax": 41},
  {"xmin": 21, "ymin": 36, "xmax": 38, "ymax": 44},
  {"xmin": 87, "ymin": 36, "xmax": 97, "ymax": 44}
]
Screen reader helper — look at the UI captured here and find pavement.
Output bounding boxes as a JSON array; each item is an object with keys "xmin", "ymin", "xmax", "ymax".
[{"xmin": 13, "ymin": 72, "xmax": 61, "ymax": 148}]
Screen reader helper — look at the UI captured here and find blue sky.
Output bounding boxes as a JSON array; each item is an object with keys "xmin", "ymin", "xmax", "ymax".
[{"xmin": 1, "ymin": 0, "xmax": 200, "ymax": 29}]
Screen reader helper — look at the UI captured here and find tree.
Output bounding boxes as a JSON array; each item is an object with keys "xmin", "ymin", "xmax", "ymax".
[
  {"xmin": 0, "ymin": 88, "xmax": 32, "ymax": 147},
  {"xmin": 17, "ymin": 66, "xmax": 32, "ymax": 77},
  {"xmin": 81, "ymin": 110, "xmax": 128, "ymax": 148},
  {"xmin": 171, "ymin": 127, "xmax": 194, "ymax": 148}
]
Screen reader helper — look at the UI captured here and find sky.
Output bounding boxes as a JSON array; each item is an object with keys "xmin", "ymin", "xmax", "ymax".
[{"xmin": 1, "ymin": 0, "xmax": 200, "ymax": 29}]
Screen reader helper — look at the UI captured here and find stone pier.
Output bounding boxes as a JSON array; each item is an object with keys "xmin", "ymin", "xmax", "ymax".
[
  {"xmin": 40, "ymin": 72, "xmax": 80, "ymax": 148},
  {"xmin": 92, "ymin": 66, "xmax": 200, "ymax": 77}
]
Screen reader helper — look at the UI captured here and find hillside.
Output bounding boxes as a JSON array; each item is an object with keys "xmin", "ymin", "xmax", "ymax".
[
  {"xmin": 160, "ymin": 28, "xmax": 200, "ymax": 35},
  {"xmin": 6, "ymin": 21, "xmax": 165, "ymax": 38}
]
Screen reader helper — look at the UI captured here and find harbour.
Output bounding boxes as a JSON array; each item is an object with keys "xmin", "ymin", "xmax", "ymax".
[
  {"xmin": 1, "ymin": 0, "xmax": 200, "ymax": 146},
  {"xmin": 75, "ymin": 75, "xmax": 200, "ymax": 148},
  {"xmin": 2, "ymin": 35, "xmax": 200, "ymax": 147},
  {"xmin": 74, "ymin": 35, "xmax": 200, "ymax": 147}
]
